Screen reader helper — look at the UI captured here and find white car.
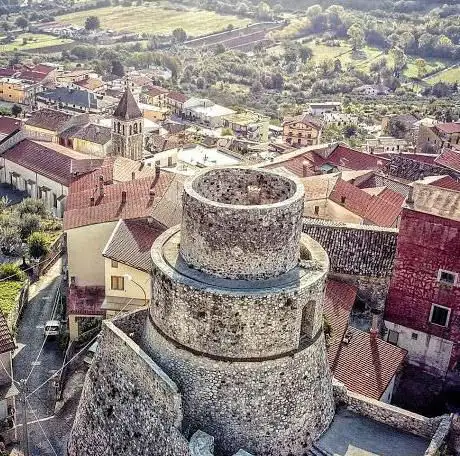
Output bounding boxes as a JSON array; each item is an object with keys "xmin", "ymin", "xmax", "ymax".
[{"xmin": 44, "ymin": 320, "xmax": 61, "ymax": 339}]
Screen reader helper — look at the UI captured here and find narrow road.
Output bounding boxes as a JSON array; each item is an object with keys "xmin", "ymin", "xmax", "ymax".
[{"xmin": 12, "ymin": 259, "xmax": 69, "ymax": 456}]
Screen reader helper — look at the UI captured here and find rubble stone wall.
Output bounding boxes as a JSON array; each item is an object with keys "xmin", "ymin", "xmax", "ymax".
[
  {"xmin": 180, "ymin": 168, "xmax": 305, "ymax": 280},
  {"xmin": 142, "ymin": 319, "xmax": 335, "ymax": 456},
  {"xmin": 68, "ymin": 319, "xmax": 191, "ymax": 456}
]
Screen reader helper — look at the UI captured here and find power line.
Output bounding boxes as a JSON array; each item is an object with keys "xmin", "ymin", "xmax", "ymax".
[{"xmin": 26, "ymin": 398, "xmax": 58, "ymax": 456}]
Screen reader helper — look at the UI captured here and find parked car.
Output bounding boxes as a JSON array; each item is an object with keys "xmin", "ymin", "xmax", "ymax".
[{"xmin": 44, "ymin": 320, "xmax": 61, "ymax": 339}]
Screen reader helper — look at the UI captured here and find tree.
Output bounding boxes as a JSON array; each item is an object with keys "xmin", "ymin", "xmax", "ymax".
[
  {"xmin": 28, "ymin": 232, "xmax": 49, "ymax": 259},
  {"xmin": 1, "ymin": 22, "xmax": 10, "ymax": 32},
  {"xmin": 84, "ymin": 16, "xmax": 100, "ymax": 31},
  {"xmin": 111, "ymin": 59, "xmax": 124, "ymax": 77},
  {"xmin": 11, "ymin": 104, "xmax": 22, "ymax": 117},
  {"xmin": 415, "ymin": 58, "xmax": 426, "ymax": 79},
  {"xmin": 214, "ymin": 43, "xmax": 226, "ymax": 55},
  {"xmin": 299, "ymin": 45, "xmax": 313, "ymax": 63},
  {"xmin": 19, "ymin": 213, "xmax": 41, "ymax": 241},
  {"xmin": 15, "ymin": 16, "xmax": 28, "ymax": 31},
  {"xmin": 387, "ymin": 119, "xmax": 408, "ymax": 139},
  {"xmin": 256, "ymin": 2, "xmax": 272, "ymax": 20},
  {"xmin": 16, "ymin": 198, "xmax": 47, "ymax": 217},
  {"xmin": 306, "ymin": 4, "xmax": 322, "ymax": 17},
  {"xmin": 389, "ymin": 47, "xmax": 406, "ymax": 74},
  {"xmin": 172, "ymin": 27, "xmax": 187, "ymax": 43},
  {"xmin": 347, "ymin": 24, "xmax": 365, "ymax": 51}
]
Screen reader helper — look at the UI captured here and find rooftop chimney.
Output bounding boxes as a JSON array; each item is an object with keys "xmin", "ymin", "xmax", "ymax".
[
  {"xmin": 370, "ymin": 309, "xmax": 381, "ymax": 339},
  {"xmin": 406, "ymin": 185, "xmax": 414, "ymax": 205},
  {"xmin": 302, "ymin": 160, "xmax": 309, "ymax": 178},
  {"xmin": 121, "ymin": 190, "xmax": 127, "ymax": 204},
  {"xmin": 98, "ymin": 175, "xmax": 104, "ymax": 197},
  {"xmin": 131, "ymin": 171, "xmax": 136, "ymax": 180}
]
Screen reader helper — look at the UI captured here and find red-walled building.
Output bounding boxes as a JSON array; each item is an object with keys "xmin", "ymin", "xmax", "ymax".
[{"xmin": 384, "ymin": 179, "xmax": 460, "ymax": 376}]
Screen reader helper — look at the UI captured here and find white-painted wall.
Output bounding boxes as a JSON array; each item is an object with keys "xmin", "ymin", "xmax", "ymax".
[
  {"xmin": 380, "ymin": 375, "xmax": 396, "ymax": 404},
  {"xmin": 0, "ymin": 158, "xmax": 67, "ymax": 217},
  {"xmin": 385, "ymin": 321, "xmax": 453, "ymax": 376}
]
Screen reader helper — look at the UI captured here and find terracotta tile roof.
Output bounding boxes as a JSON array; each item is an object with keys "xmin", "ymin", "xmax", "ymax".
[
  {"xmin": 266, "ymin": 150, "xmax": 326, "ymax": 177},
  {"xmin": 113, "ymin": 88, "xmax": 142, "ymax": 120},
  {"xmin": 330, "ymin": 179, "xmax": 404, "ymax": 227},
  {"xmin": 74, "ymin": 77, "xmax": 104, "ymax": 91},
  {"xmin": 426, "ymin": 175, "xmax": 460, "ymax": 192},
  {"xmin": 112, "ymin": 157, "xmax": 157, "ymax": 181},
  {"xmin": 30, "ymin": 64, "xmax": 55, "ymax": 75},
  {"xmin": 435, "ymin": 122, "xmax": 460, "ymax": 134},
  {"xmin": 283, "ymin": 113, "xmax": 323, "ymax": 129},
  {"xmin": 0, "ymin": 68, "xmax": 16, "ymax": 77},
  {"xmin": 435, "ymin": 148, "xmax": 460, "ymax": 173},
  {"xmin": 103, "ymin": 219, "xmax": 163, "ymax": 272},
  {"xmin": 147, "ymin": 134, "xmax": 180, "ymax": 153},
  {"xmin": 331, "ymin": 327, "xmax": 406, "ymax": 400},
  {"xmin": 167, "ymin": 91, "xmax": 188, "ymax": 103},
  {"xmin": 25, "ymin": 108, "xmax": 73, "ymax": 132},
  {"xmin": 17, "ymin": 70, "xmax": 50, "ymax": 83},
  {"xmin": 64, "ymin": 167, "xmax": 184, "ymax": 230},
  {"xmin": 146, "ymin": 86, "xmax": 169, "ymax": 98},
  {"xmin": 68, "ymin": 286, "xmax": 105, "ymax": 316},
  {"xmin": 0, "ymin": 116, "xmax": 21, "ymax": 136},
  {"xmin": 72, "ymin": 124, "xmax": 111, "ymax": 145},
  {"xmin": 324, "ymin": 280, "xmax": 356, "ymax": 367},
  {"xmin": 327, "ymin": 145, "xmax": 389, "ymax": 171},
  {"xmin": 3, "ymin": 139, "xmax": 97, "ymax": 186},
  {"xmin": 0, "ymin": 312, "xmax": 14, "ymax": 354}
]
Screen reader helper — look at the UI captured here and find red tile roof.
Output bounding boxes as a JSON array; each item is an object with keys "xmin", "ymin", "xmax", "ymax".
[
  {"xmin": 64, "ymin": 166, "xmax": 182, "ymax": 230},
  {"xmin": 25, "ymin": 108, "xmax": 73, "ymax": 132},
  {"xmin": 324, "ymin": 280, "xmax": 357, "ymax": 366},
  {"xmin": 331, "ymin": 327, "xmax": 406, "ymax": 400},
  {"xmin": 167, "ymin": 91, "xmax": 188, "ymax": 103},
  {"xmin": 3, "ymin": 139, "xmax": 97, "ymax": 186},
  {"xmin": 330, "ymin": 179, "xmax": 404, "ymax": 227},
  {"xmin": 0, "ymin": 312, "xmax": 14, "ymax": 354},
  {"xmin": 283, "ymin": 113, "xmax": 323, "ymax": 129},
  {"xmin": 435, "ymin": 148, "xmax": 460, "ymax": 173},
  {"xmin": 68, "ymin": 286, "xmax": 105, "ymax": 316},
  {"xmin": 103, "ymin": 219, "xmax": 163, "ymax": 272},
  {"xmin": 327, "ymin": 145, "xmax": 389, "ymax": 171},
  {"xmin": 436, "ymin": 122, "xmax": 460, "ymax": 134},
  {"xmin": 427, "ymin": 176, "xmax": 460, "ymax": 192},
  {"xmin": 0, "ymin": 116, "xmax": 21, "ymax": 136},
  {"xmin": 146, "ymin": 86, "xmax": 169, "ymax": 98}
]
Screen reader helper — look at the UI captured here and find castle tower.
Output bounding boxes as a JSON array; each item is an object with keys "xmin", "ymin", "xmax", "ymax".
[
  {"xmin": 143, "ymin": 167, "xmax": 335, "ymax": 455},
  {"xmin": 111, "ymin": 87, "xmax": 144, "ymax": 160}
]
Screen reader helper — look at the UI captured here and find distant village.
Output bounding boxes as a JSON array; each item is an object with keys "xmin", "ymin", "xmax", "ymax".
[{"xmin": 0, "ymin": 58, "xmax": 457, "ymax": 455}]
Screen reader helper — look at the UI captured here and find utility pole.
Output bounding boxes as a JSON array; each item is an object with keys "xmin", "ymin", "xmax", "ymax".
[{"xmin": 19, "ymin": 379, "xmax": 29, "ymax": 456}]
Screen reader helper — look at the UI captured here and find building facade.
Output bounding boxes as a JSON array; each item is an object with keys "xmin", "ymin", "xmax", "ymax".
[
  {"xmin": 384, "ymin": 181, "xmax": 460, "ymax": 376},
  {"xmin": 282, "ymin": 114, "xmax": 322, "ymax": 147}
]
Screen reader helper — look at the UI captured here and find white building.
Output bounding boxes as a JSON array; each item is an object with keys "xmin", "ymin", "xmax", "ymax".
[
  {"xmin": 308, "ymin": 102, "xmax": 342, "ymax": 116},
  {"xmin": 183, "ymin": 98, "xmax": 236, "ymax": 128}
]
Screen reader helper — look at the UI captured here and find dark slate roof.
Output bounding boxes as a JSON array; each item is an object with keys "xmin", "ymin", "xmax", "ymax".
[
  {"xmin": 0, "ymin": 312, "xmax": 14, "ymax": 354},
  {"xmin": 103, "ymin": 219, "xmax": 163, "ymax": 272},
  {"xmin": 37, "ymin": 87, "xmax": 98, "ymax": 110},
  {"xmin": 303, "ymin": 218, "xmax": 398, "ymax": 277},
  {"xmin": 113, "ymin": 88, "xmax": 142, "ymax": 120},
  {"xmin": 25, "ymin": 108, "xmax": 73, "ymax": 132},
  {"xmin": 72, "ymin": 124, "xmax": 112, "ymax": 145}
]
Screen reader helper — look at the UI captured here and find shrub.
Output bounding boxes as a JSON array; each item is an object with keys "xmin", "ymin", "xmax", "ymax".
[
  {"xmin": 0, "ymin": 226, "xmax": 21, "ymax": 256},
  {"xmin": 16, "ymin": 199, "xmax": 48, "ymax": 218},
  {"xmin": 0, "ymin": 263, "xmax": 25, "ymax": 281},
  {"xmin": 28, "ymin": 232, "xmax": 50, "ymax": 259},
  {"xmin": 19, "ymin": 213, "xmax": 41, "ymax": 240}
]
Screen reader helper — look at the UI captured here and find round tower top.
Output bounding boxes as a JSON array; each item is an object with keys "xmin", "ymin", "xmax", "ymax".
[{"xmin": 179, "ymin": 167, "xmax": 305, "ymax": 280}]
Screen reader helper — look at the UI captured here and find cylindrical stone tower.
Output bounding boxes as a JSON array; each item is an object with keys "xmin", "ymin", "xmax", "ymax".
[{"xmin": 143, "ymin": 167, "xmax": 335, "ymax": 455}]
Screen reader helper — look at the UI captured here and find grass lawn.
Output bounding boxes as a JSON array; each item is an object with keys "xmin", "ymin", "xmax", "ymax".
[
  {"xmin": 0, "ymin": 280, "xmax": 24, "ymax": 318},
  {"xmin": 426, "ymin": 66, "xmax": 460, "ymax": 84},
  {"xmin": 57, "ymin": 6, "xmax": 250, "ymax": 36},
  {"xmin": 0, "ymin": 33, "xmax": 73, "ymax": 52}
]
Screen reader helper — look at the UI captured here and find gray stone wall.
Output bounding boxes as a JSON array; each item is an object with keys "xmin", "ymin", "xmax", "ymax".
[
  {"xmin": 333, "ymin": 381, "xmax": 442, "ymax": 439},
  {"xmin": 151, "ymin": 230, "xmax": 327, "ymax": 359},
  {"xmin": 303, "ymin": 218, "xmax": 398, "ymax": 277},
  {"xmin": 69, "ymin": 319, "xmax": 191, "ymax": 456},
  {"xmin": 180, "ymin": 168, "xmax": 305, "ymax": 280},
  {"xmin": 142, "ymin": 319, "xmax": 335, "ymax": 456}
]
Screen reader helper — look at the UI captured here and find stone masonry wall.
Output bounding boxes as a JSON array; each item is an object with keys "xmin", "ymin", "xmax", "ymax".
[
  {"xmin": 180, "ymin": 168, "xmax": 305, "ymax": 280},
  {"xmin": 303, "ymin": 218, "xmax": 398, "ymax": 277},
  {"xmin": 68, "ymin": 318, "xmax": 191, "ymax": 456},
  {"xmin": 142, "ymin": 319, "xmax": 335, "ymax": 456}
]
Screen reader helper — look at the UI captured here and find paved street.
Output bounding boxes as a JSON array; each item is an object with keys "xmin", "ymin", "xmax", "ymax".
[{"xmin": 12, "ymin": 259, "xmax": 70, "ymax": 456}]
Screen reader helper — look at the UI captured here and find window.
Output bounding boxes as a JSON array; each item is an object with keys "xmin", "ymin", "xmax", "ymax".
[
  {"xmin": 111, "ymin": 260, "xmax": 118, "ymax": 268},
  {"xmin": 429, "ymin": 304, "xmax": 451, "ymax": 327},
  {"xmin": 111, "ymin": 276, "xmax": 124, "ymax": 291},
  {"xmin": 387, "ymin": 329, "xmax": 399, "ymax": 345},
  {"xmin": 314, "ymin": 206, "xmax": 319, "ymax": 215},
  {"xmin": 53, "ymin": 193, "xmax": 57, "ymax": 209},
  {"xmin": 167, "ymin": 156, "xmax": 173, "ymax": 167},
  {"xmin": 437, "ymin": 269, "xmax": 457, "ymax": 286},
  {"xmin": 411, "ymin": 332, "xmax": 418, "ymax": 340}
]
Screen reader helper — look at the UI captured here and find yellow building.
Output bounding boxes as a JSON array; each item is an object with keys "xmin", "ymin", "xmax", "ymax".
[
  {"xmin": 282, "ymin": 113, "xmax": 323, "ymax": 147},
  {"xmin": 0, "ymin": 78, "xmax": 31, "ymax": 104}
]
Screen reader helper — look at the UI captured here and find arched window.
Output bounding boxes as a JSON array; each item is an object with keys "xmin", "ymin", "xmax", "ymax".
[
  {"xmin": 113, "ymin": 122, "xmax": 116, "ymax": 132},
  {"xmin": 117, "ymin": 122, "xmax": 120, "ymax": 133},
  {"xmin": 139, "ymin": 122, "xmax": 142, "ymax": 133},
  {"xmin": 122, "ymin": 125, "xmax": 125, "ymax": 135},
  {"xmin": 133, "ymin": 123, "xmax": 138, "ymax": 134},
  {"xmin": 129, "ymin": 125, "xmax": 132, "ymax": 136}
]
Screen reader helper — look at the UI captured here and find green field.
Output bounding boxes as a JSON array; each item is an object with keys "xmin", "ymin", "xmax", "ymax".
[
  {"xmin": 426, "ymin": 66, "xmax": 460, "ymax": 84},
  {"xmin": 0, "ymin": 33, "xmax": 73, "ymax": 52},
  {"xmin": 57, "ymin": 6, "xmax": 250, "ymax": 36}
]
